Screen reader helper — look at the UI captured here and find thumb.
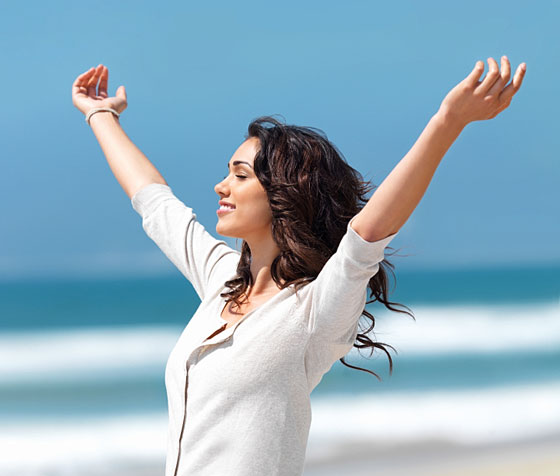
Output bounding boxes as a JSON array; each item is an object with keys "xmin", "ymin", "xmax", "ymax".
[{"xmin": 116, "ymin": 85, "xmax": 127, "ymax": 101}]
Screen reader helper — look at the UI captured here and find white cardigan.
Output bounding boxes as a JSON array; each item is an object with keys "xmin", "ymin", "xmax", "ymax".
[{"xmin": 131, "ymin": 183, "xmax": 398, "ymax": 476}]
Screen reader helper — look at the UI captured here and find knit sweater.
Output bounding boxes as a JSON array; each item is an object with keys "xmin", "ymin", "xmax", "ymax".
[{"xmin": 131, "ymin": 183, "xmax": 398, "ymax": 476}]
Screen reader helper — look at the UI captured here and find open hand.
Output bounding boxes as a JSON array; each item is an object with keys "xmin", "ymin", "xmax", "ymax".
[
  {"xmin": 72, "ymin": 64, "xmax": 127, "ymax": 117},
  {"xmin": 439, "ymin": 56, "xmax": 526, "ymax": 128}
]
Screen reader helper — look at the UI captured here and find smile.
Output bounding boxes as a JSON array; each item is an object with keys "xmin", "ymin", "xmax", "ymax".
[{"xmin": 217, "ymin": 205, "xmax": 235, "ymax": 215}]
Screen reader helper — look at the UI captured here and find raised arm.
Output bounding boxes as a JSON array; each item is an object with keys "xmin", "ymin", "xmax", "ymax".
[
  {"xmin": 352, "ymin": 56, "xmax": 527, "ymax": 242},
  {"xmin": 72, "ymin": 64, "xmax": 167, "ymax": 198}
]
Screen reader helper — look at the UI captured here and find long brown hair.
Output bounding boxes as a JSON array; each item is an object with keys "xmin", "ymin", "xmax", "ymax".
[{"xmin": 221, "ymin": 116, "xmax": 414, "ymax": 379}]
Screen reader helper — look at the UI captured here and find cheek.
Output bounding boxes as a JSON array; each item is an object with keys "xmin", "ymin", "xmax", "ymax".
[{"xmin": 249, "ymin": 191, "xmax": 272, "ymax": 221}]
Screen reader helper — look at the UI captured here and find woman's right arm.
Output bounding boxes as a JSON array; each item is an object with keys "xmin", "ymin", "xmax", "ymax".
[{"xmin": 72, "ymin": 64, "xmax": 167, "ymax": 198}]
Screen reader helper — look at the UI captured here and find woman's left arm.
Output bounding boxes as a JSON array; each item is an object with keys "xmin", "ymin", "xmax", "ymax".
[{"xmin": 352, "ymin": 56, "xmax": 527, "ymax": 242}]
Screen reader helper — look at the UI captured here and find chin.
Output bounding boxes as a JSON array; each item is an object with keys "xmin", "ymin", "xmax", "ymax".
[
  {"xmin": 215, "ymin": 224, "xmax": 226, "ymax": 237},
  {"xmin": 215, "ymin": 223, "xmax": 236, "ymax": 239}
]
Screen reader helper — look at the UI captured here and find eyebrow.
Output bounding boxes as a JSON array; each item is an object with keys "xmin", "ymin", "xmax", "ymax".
[{"xmin": 227, "ymin": 160, "xmax": 253, "ymax": 169}]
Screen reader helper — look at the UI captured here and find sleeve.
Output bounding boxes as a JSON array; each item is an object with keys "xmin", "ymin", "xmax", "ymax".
[
  {"xmin": 131, "ymin": 183, "xmax": 240, "ymax": 300},
  {"xmin": 306, "ymin": 215, "xmax": 398, "ymax": 368}
]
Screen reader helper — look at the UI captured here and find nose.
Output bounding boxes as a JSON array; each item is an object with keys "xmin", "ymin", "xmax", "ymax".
[{"xmin": 214, "ymin": 176, "xmax": 229, "ymax": 197}]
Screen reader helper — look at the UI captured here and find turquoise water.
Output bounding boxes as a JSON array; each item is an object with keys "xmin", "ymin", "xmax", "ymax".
[
  {"xmin": 0, "ymin": 264, "xmax": 558, "ymax": 473},
  {"xmin": 1, "ymin": 263, "xmax": 557, "ymax": 329}
]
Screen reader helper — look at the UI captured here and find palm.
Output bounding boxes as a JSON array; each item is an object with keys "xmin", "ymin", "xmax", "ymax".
[
  {"xmin": 75, "ymin": 92, "xmax": 124, "ymax": 112},
  {"xmin": 72, "ymin": 64, "xmax": 127, "ymax": 116}
]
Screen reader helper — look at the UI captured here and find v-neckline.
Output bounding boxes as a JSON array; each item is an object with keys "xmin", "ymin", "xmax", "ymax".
[
  {"xmin": 218, "ymin": 284, "xmax": 293, "ymax": 324},
  {"xmin": 200, "ymin": 285, "xmax": 295, "ymax": 345}
]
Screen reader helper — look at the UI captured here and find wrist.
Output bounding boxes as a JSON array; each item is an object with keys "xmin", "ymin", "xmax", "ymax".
[
  {"xmin": 434, "ymin": 106, "xmax": 468, "ymax": 134},
  {"xmin": 86, "ymin": 107, "xmax": 120, "ymax": 126},
  {"xmin": 88, "ymin": 110, "xmax": 120, "ymax": 129}
]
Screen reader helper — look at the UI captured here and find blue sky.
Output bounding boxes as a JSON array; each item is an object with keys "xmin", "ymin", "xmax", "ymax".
[{"xmin": 1, "ymin": 0, "xmax": 558, "ymax": 279}]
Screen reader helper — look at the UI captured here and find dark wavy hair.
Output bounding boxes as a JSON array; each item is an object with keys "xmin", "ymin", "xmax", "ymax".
[{"xmin": 221, "ymin": 116, "xmax": 414, "ymax": 379}]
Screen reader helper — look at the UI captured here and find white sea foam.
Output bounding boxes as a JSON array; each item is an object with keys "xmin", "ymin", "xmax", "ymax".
[
  {"xmin": 359, "ymin": 300, "xmax": 560, "ymax": 357},
  {"xmin": 0, "ymin": 301, "xmax": 558, "ymax": 384},
  {"xmin": 0, "ymin": 413, "xmax": 167, "ymax": 476},
  {"xmin": 1, "ymin": 382, "xmax": 560, "ymax": 475},
  {"xmin": 308, "ymin": 382, "xmax": 560, "ymax": 448},
  {"xmin": 0, "ymin": 325, "xmax": 181, "ymax": 383}
]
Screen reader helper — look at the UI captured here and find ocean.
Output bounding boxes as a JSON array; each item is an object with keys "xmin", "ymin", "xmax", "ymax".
[{"xmin": 1, "ymin": 264, "xmax": 559, "ymax": 475}]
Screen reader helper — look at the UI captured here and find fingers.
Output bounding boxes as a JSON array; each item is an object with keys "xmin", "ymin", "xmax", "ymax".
[
  {"xmin": 513, "ymin": 62, "xmax": 527, "ymax": 90},
  {"xmin": 87, "ymin": 64, "xmax": 104, "ymax": 98},
  {"xmin": 464, "ymin": 60, "xmax": 485, "ymax": 88},
  {"xmin": 499, "ymin": 56, "xmax": 511, "ymax": 84},
  {"xmin": 98, "ymin": 66, "xmax": 109, "ymax": 98},
  {"xmin": 499, "ymin": 62, "xmax": 527, "ymax": 105},
  {"xmin": 72, "ymin": 67, "xmax": 96, "ymax": 95},
  {"xmin": 475, "ymin": 57, "xmax": 501, "ymax": 96},
  {"xmin": 486, "ymin": 56, "xmax": 511, "ymax": 96}
]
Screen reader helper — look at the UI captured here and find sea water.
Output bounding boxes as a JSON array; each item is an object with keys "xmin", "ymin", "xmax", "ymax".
[{"xmin": 0, "ymin": 265, "xmax": 558, "ymax": 474}]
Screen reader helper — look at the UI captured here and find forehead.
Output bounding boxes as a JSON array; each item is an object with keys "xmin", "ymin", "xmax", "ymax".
[{"xmin": 228, "ymin": 137, "xmax": 259, "ymax": 168}]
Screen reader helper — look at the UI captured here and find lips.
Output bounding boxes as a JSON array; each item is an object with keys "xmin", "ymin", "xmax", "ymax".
[{"xmin": 217, "ymin": 201, "xmax": 236, "ymax": 215}]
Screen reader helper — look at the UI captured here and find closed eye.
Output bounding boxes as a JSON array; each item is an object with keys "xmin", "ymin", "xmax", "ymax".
[{"xmin": 222, "ymin": 173, "xmax": 248, "ymax": 180}]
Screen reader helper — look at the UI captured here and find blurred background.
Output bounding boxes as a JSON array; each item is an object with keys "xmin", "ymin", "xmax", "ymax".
[{"xmin": 1, "ymin": 1, "xmax": 559, "ymax": 475}]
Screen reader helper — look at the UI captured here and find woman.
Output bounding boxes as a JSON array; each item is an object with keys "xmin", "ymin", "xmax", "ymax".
[{"xmin": 71, "ymin": 57, "xmax": 526, "ymax": 476}]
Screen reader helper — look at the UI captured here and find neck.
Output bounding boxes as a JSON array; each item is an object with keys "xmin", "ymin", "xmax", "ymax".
[{"xmin": 245, "ymin": 236, "xmax": 283, "ymax": 296}]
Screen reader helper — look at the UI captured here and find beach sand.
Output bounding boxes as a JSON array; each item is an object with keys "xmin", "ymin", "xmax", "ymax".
[
  {"xmin": 45, "ymin": 433, "xmax": 560, "ymax": 476},
  {"xmin": 303, "ymin": 433, "xmax": 560, "ymax": 476}
]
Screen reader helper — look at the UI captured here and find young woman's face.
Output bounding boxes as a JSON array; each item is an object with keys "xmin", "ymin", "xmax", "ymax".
[{"xmin": 214, "ymin": 137, "xmax": 273, "ymax": 242}]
